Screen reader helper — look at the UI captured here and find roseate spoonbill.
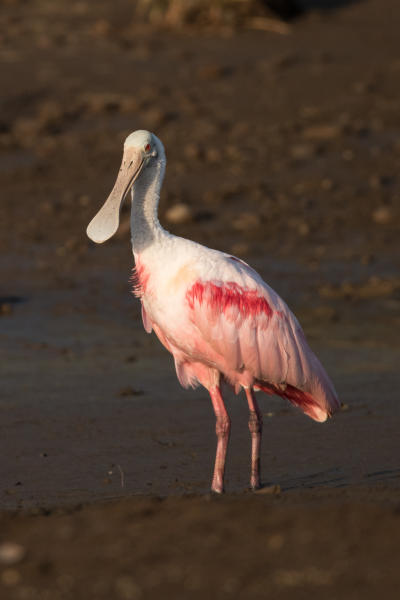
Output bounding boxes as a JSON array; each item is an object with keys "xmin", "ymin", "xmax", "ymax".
[{"xmin": 87, "ymin": 130, "xmax": 339, "ymax": 493}]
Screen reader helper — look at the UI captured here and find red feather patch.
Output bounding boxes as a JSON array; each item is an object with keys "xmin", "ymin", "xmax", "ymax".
[
  {"xmin": 131, "ymin": 260, "xmax": 150, "ymax": 298},
  {"xmin": 255, "ymin": 381, "xmax": 329, "ymax": 421},
  {"xmin": 186, "ymin": 281, "xmax": 273, "ymax": 319}
]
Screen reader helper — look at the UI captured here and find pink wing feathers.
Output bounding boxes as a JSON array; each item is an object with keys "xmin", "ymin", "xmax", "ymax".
[{"xmin": 184, "ymin": 255, "xmax": 340, "ymax": 422}]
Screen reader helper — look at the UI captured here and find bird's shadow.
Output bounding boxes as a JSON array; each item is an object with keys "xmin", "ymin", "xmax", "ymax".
[
  {"xmin": 364, "ymin": 468, "xmax": 400, "ymax": 483},
  {"xmin": 276, "ymin": 467, "xmax": 347, "ymax": 490}
]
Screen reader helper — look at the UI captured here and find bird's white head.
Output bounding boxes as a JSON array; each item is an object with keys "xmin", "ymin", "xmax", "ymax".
[{"xmin": 86, "ymin": 130, "xmax": 164, "ymax": 244}]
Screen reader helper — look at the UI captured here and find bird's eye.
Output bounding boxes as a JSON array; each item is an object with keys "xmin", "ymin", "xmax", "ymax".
[{"xmin": 144, "ymin": 143, "xmax": 151, "ymax": 152}]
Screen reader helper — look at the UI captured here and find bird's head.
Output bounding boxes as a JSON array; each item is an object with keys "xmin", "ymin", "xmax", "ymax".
[{"xmin": 86, "ymin": 130, "xmax": 163, "ymax": 244}]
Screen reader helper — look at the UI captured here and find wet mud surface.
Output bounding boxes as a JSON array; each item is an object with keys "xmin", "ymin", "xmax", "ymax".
[{"xmin": 0, "ymin": 0, "xmax": 399, "ymax": 597}]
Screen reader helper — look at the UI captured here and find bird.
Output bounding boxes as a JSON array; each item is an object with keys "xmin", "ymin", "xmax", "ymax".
[{"xmin": 87, "ymin": 129, "xmax": 340, "ymax": 494}]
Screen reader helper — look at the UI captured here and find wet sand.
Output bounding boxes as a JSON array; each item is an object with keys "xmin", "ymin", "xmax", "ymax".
[
  {"xmin": 0, "ymin": 0, "xmax": 399, "ymax": 597},
  {"xmin": 2, "ymin": 253, "xmax": 400, "ymax": 508}
]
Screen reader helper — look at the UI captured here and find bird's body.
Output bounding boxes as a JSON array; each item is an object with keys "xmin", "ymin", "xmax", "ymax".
[
  {"xmin": 87, "ymin": 130, "xmax": 340, "ymax": 493},
  {"xmin": 134, "ymin": 236, "xmax": 337, "ymax": 423}
]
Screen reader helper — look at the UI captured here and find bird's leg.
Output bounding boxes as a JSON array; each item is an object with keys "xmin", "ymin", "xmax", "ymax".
[
  {"xmin": 245, "ymin": 388, "xmax": 263, "ymax": 490},
  {"xmin": 209, "ymin": 387, "xmax": 231, "ymax": 494}
]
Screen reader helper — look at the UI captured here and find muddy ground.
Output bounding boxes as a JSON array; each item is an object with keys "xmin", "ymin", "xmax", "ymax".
[{"xmin": 0, "ymin": 0, "xmax": 399, "ymax": 598}]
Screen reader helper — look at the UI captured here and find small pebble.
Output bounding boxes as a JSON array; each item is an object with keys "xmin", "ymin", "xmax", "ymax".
[
  {"xmin": 290, "ymin": 144, "xmax": 315, "ymax": 160},
  {"xmin": 165, "ymin": 203, "xmax": 193, "ymax": 224},
  {"xmin": 90, "ymin": 19, "xmax": 111, "ymax": 37},
  {"xmin": 0, "ymin": 303, "xmax": 13, "ymax": 316},
  {"xmin": 1, "ymin": 568, "xmax": 21, "ymax": 587},
  {"xmin": 256, "ymin": 484, "xmax": 281, "ymax": 495},
  {"xmin": 183, "ymin": 143, "xmax": 201, "ymax": 160},
  {"xmin": 372, "ymin": 205, "xmax": 392, "ymax": 225},
  {"xmin": 232, "ymin": 213, "xmax": 259, "ymax": 231},
  {"xmin": 297, "ymin": 221, "xmax": 310, "ymax": 236},
  {"xmin": 79, "ymin": 194, "xmax": 90, "ymax": 207},
  {"xmin": 302, "ymin": 124, "xmax": 341, "ymax": 141},
  {"xmin": 205, "ymin": 147, "xmax": 221, "ymax": 163},
  {"xmin": 321, "ymin": 178, "xmax": 334, "ymax": 191},
  {"xmin": 197, "ymin": 64, "xmax": 226, "ymax": 81},
  {"xmin": 0, "ymin": 543, "xmax": 26, "ymax": 566},
  {"xmin": 267, "ymin": 533, "xmax": 285, "ymax": 551},
  {"xmin": 144, "ymin": 107, "xmax": 169, "ymax": 128},
  {"xmin": 230, "ymin": 243, "xmax": 248, "ymax": 256}
]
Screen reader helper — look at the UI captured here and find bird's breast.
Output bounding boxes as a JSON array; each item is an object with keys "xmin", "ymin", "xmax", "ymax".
[{"xmin": 166, "ymin": 263, "xmax": 199, "ymax": 294}]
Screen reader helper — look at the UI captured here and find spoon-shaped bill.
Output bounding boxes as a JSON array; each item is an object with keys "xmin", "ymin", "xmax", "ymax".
[{"xmin": 86, "ymin": 148, "xmax": 145, "ymax": 244}]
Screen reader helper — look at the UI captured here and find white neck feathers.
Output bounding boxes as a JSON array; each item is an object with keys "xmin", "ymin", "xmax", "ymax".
[{"xmin": 130, "ymin": 155, "xmax": 167, "ymax": 255}]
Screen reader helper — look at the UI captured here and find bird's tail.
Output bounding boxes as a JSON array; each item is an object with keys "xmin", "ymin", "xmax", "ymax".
[{"xmin": 255, "ymin": 376, "xmax": 340, "ymax": 423}]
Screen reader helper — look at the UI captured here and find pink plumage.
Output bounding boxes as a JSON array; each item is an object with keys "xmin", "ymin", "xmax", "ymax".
[
  {"xmin": 87, "ymin": 129, "xmax": 340, "ymax": 494},
  {"xmin": 136, "ymin": 252, "xmax": 339, "ymax": 425}
]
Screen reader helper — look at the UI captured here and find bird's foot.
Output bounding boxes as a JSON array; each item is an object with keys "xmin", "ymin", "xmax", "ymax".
[
  {"xmin": 250, "ymin": 482, "xmax": 262, "ymax": 492},
  {"xmin": 211, "ymin": 482, "xmax": 224, "ymax": 494},
  {"xmin": 250, "ymin": 472, "xmax": 261, "ymax": 491}
]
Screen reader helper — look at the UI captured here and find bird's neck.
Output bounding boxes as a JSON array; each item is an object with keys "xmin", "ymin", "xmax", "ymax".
[{"xmin": 130, "ymin": 157, "xmax": 167, "ymax": 255}]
